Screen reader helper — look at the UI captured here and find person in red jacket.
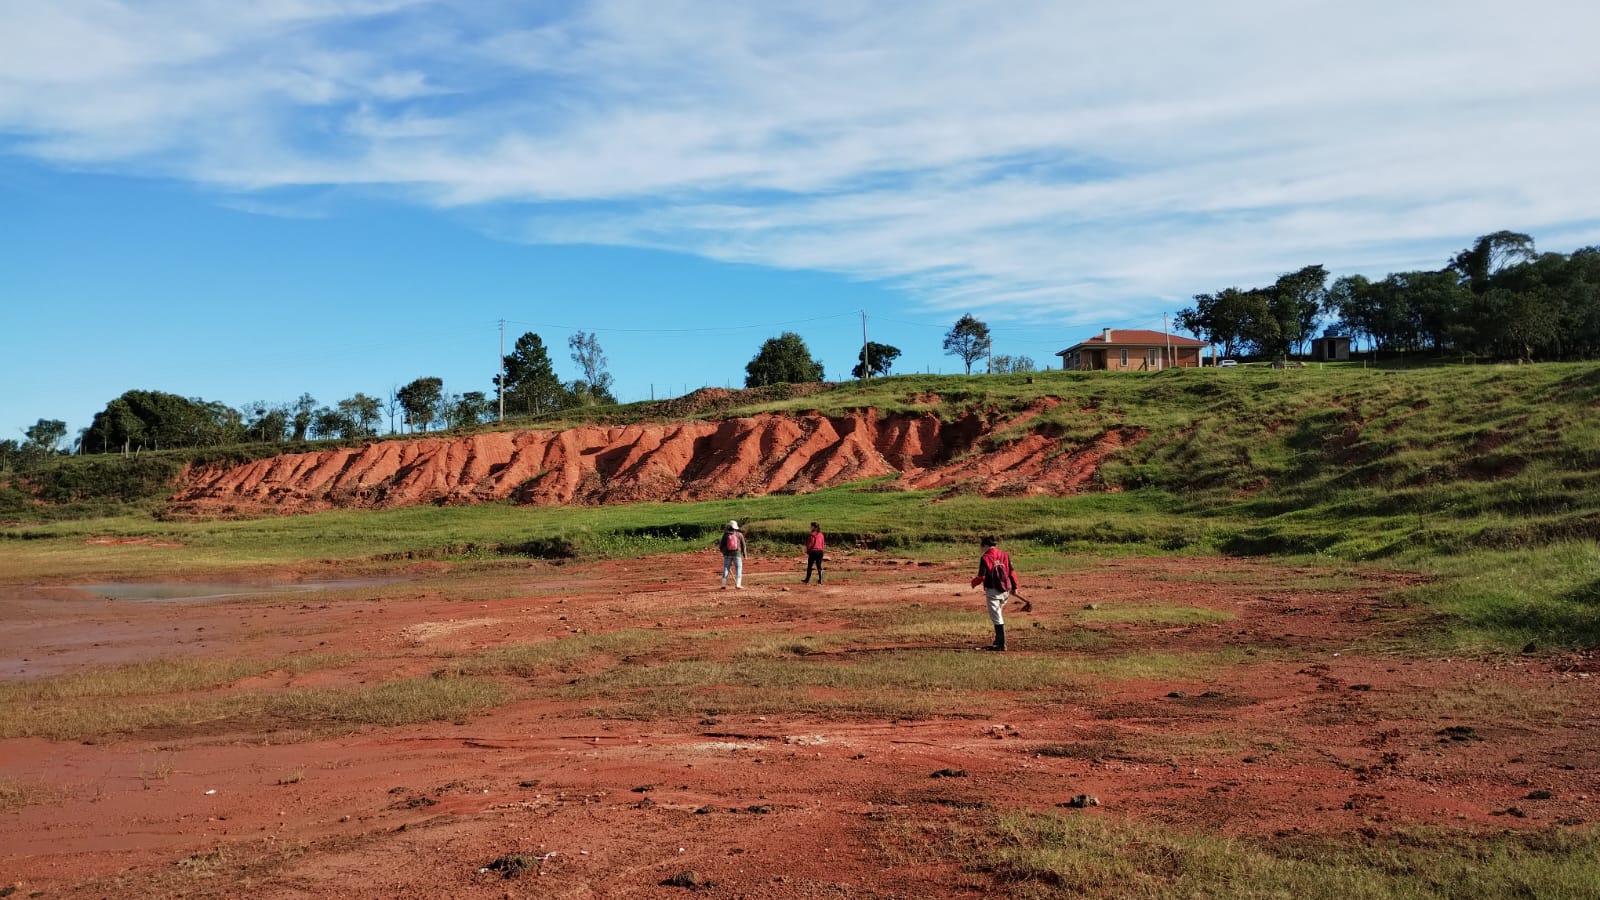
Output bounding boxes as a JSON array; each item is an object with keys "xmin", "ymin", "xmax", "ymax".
[
  {"xmin": 802, "ymin": 522, "xmax": 826, "ymax": 584},
  {"xmin": 970, "ymin": 536, "xmax": 1018, "ymax": 651}
]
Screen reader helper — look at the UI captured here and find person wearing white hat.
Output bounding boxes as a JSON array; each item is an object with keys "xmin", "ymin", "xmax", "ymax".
[{"xmin": 719, "ymin": 520, "xmax": 746, "ymax": 590}]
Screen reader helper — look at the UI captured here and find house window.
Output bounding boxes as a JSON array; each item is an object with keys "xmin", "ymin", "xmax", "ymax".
[
  {"xmin": 1148, "ymin": 349, "xmax": 1159, "ymax": 367},
  {"xmin": 1119, "ymin": 349, "xmax": 1128, "ymax": 367}
]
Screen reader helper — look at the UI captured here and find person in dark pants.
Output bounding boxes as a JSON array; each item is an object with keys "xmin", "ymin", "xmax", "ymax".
[
  {"xmin": 970, "ymin": 536, "xmax": 1018, "ymax": 651},
  {"xmin": 802, "ymin": 522, "xmax": 826, "ymax": 583}
]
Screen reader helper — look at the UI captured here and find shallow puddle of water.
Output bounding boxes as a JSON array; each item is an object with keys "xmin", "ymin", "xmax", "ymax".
[{"xmin": 75, "ymin": 579, "xmax": 404, "ymax": 602}]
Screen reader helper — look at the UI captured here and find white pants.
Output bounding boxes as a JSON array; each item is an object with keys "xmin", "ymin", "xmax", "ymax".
[{"xmin": 985, "ymin": 588, "xmax": 1008, "ymax": 625}]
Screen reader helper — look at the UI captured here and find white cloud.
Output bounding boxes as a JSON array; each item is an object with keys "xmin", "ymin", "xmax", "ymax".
[{"xmin": 2, "ymin": 0, "xmax": 1597, "ymax": 321}]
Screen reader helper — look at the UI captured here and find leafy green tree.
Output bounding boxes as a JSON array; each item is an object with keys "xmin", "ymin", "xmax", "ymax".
[
  {"xmin": 1179, "ymin": 287, "xmax": 1255, "ymax": 358},
  {"xmin": 990, "ymin": 355, "xmax": 1036, "ymax": 374},
  {"xmin": 943, "ymin": 314, "xmax": 991, "ymax": 374},
  {"xmin": 1268, "ymin": 265, "xmax": 1328, "ymax": 357},
  {"xmin": 0, "ymin": 439, "xmax": 20, "ymax": 472},
  {"xmin": 310, "ymin": 407, "xmax": 349, "ymax": 440},
  {"xmin": 397, "ymin": 377, "xmax": 444, "ymax": 432},
  {"xmin": 852, "ymin": 342, "xmax": 901, "ymax": 379},
  {"xmin": 81, "ymin": 391, "xmax": 241, "ymax": 453},
  {"xmin": 1325, "ymin": 275, "xmax": 1382, "ymax": 349},
  {"xmin": 291, "ymin": 394, "xmax": 316, "ymax": 442},
  {"xmin": 745, "ymin": 332, "xmax": 825, "ymax": 387},
  {"xmin": 1452, "ymin": 230, "xmax": 1536, "ymax": 294},
  {"xmin": 24, "ymin": 418, "xmax": 68, "ymax": 452},
  {"xmin": 1393, "ymin": 270, "xmax": 1469, "ymax": 351},
  {"xmin": 1551, "ymin": 247, "xmax": 1600, "ymax": 357},
  {"xmin": 444, "ymin": 391, "xmax": 491, "ymax": 430},
  {"xmin": 337, "ymin": 394, "xmax": 383, "ymax": 438},
  {"xmin": 1235, "ymin": 288, "xmax": 1283, "ymax": 357},
  {"xmin": 498, "ymin": 332, "xmax": 569, "ymax": 416},
  {"xmin": 568, "ymin": 331, "xmax": 616, "ymax": 405},
  {"xmin": 1184, "ymin": 287, "xmax": 1280, "ymax": 358},
  {"xmin": 244, "ymin": 402, "xmax": 289, "ymax": 443}
]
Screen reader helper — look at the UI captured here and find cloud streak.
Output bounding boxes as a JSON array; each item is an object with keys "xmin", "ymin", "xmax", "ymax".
[{"xmin": 3, "ymin": 0, "xmax": 1598, "ymax": 320}]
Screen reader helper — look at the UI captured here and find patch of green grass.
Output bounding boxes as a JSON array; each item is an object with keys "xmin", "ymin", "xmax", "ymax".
[
  {"xmin": 1, "ymin": 674, "xmax": 506, "ymax": 741},
  {"xmin": 562, "ymin": 648, "xmax": 1250, "ymax": 720},
  {"xmin": 961, "ymin": 813, "xmax": 1600, "ymax": 899},
  {"xmin": 1052, "ymin": 649, "xmax": 1252, "ymax": 681},
  {"xmin": 1373, "ymin": 678, "xmax": 1574, "ymax": 725},
  {"xmin": 437, "ymin": 629, "xmax": 674, "ymax": 677},
  {"xmin": 594, "ymin": 685, "xmax": 947, "ymax": 720},
  {"xmin": 0, "ymin": 654, "xmax": 345, "ymax": 703},
  {"xmin": 1030, "ymin": 727, "xmax": 1260, "ymax": 765},
  {"xmin": 1406, "ymin": 542, "xmax": 1600, "ymax": 650},
  {"xmin": 1151, "ymin": 567, "xmax": 1369, "ymax": 592},
  {"xmin": 1075, "ymin": 605, "xmax": 1233, "ymax": 626},
  {"xmin": 563, "ymin": 652, "xmax": 1080, "ymax": 720}
]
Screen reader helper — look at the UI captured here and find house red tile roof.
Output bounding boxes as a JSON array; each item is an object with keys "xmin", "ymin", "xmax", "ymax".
[{"xmin": 1058, "ymin": 329, "xmax": 1207, "ymax": 353}]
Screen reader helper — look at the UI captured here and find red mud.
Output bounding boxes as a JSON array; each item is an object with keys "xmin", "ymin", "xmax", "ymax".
[
  {"xmin": 4, "ymin": 553, "xmax": 1599, "ymax": 897},
  {"xmin": 172, "ymin": 403, "xmax": 1138, "ymax": 513}
]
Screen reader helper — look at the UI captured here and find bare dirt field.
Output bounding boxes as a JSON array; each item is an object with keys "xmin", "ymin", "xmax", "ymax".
[{"xmin": 4, "ymin": 550, "xmax": 1599, "ymax": 897}]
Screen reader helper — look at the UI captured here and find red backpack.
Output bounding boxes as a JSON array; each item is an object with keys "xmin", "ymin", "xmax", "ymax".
[{"xmin": 722, "ymin": 531, "xmax": 742, "ymax": 553}]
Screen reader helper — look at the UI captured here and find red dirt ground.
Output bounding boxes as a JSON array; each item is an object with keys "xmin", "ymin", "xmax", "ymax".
[
  {"xmin": 4, "ymin": 551, "xmax": 1599, "ymax": 897},
  {"xmin": 170, "ymin": 402, "xmax": 1139, "ymax": 515}
]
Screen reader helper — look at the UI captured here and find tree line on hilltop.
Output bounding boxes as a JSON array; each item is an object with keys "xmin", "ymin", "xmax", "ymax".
[
  {"xmin": 9, "ymin": 227, "xmax": 1593, "ymax": 464},
  {"xmin": 1, "ymin": 331, "xmax": 619, "ymax": 465},
  {"xmin": 1178, "ymin": 231, "xmax": 1600, "ymax": 361},
  {"xmin": 7, "ymin": 313, "xmax": 1031, "ymax": 464}
]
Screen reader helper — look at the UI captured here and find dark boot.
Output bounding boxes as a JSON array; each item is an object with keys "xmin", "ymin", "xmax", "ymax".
[{"xmin": 983, "ymin": 623, "xmax": 1006, "ymax": 651}]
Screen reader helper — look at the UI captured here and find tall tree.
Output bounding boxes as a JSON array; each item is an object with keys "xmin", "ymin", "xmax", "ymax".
[
  {"xmin": 0, "ymin": 439, "xmax": 21, "ymax": 472},
  {"xmin": 1268, "ymin": 265, "xmax": 1328, "ymax": 357},
  {"xmin": 852, "ymin": 342, "xmax": 901, "ymax": 379},
  {"xmin": 745, "ymin": 332, "xmax": 825, "ymax": 387},
  {"xmin": 24, "ymin": 418, "xmax": 67, "ymax": 452},
  {"xmin": 444, "ymin": 391, "xmax": 491, "ymax": 430},
  {"xmin": 1178, "ymin": 287, "xmax": 1255, "ymax": 358},
  {"xmin": 291, "ymin": 393, "xmax": 317, "ymax": 442},
  {"xmin": 244, "ymin": 402, "xmax": 289, "ymax": 443},
  {"xmin": 337, "ymin": 394, "xmax": 383, "ymax": 438},
  {"xmin": 385, "ymin": 389, "xmax": 403, "ymax": 434},
  {"xmin": 498, "ymin": 332, "xmax": 568, "ymax": 416},
  {"xmin": 1452, "ymin": 230, "xmax": 1537, "ymax": 294},
  {"xmin": 943, "ymin": 314, "xmax": 991, "ymax": 374},
  {"xmin": 1234, "ymin": 288, "xmax": 1282, "ymax": 357},
  {"xmin": 397, "ymin": 377, "xmax": 444, "ymax": 432},
  {"xmin": 567, "ymin": 331, "xmax": 616, "ymax": 405},
  {"xmin": 310, "ymin": 407, "xmax": 349, "ymax": 440}
]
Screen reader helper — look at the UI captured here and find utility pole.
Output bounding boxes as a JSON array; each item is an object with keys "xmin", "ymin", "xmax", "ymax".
[
  {"xmin": 1163, "ymin": 312, "xmax": 1172, "ymax": 371},
  {"xmin": 860, "ymin": 310, "xmax": 870, "ymax": 380},
  {"xmin": 497, "ymin": 319, "xmax": 505, "ymax": 422}
]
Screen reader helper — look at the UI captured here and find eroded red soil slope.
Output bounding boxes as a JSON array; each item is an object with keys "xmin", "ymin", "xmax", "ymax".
[{"xmin": 174, "ymin": 403, "xmax": 1140, "ymax": 513}]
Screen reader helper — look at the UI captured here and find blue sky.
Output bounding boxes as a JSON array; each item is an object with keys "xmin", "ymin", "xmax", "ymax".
[{"xmin": 4, "ymin": 1, "xmax": 1599, "ymax": 442}]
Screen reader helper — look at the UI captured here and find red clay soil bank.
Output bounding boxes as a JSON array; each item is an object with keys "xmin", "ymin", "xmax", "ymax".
[{"xmin": 173, "ymin": 403, "xmax": 1142, "ymax": 513}]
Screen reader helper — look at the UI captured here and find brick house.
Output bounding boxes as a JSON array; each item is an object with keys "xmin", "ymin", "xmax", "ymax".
[{"xmin": 1056, "ymin": 328, "xmax": 1207, "ymax": 371}]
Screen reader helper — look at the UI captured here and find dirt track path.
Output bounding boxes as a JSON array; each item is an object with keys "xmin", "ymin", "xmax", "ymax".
[{"xmin": 4, "ymin": 552, "xmax": 1599, "ymax": 897}]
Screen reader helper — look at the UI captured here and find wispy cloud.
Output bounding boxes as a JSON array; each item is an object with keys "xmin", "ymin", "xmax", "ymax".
[{"xmin": 3, "ymin": 0, "xmax": 1597, "ymax": 320}]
